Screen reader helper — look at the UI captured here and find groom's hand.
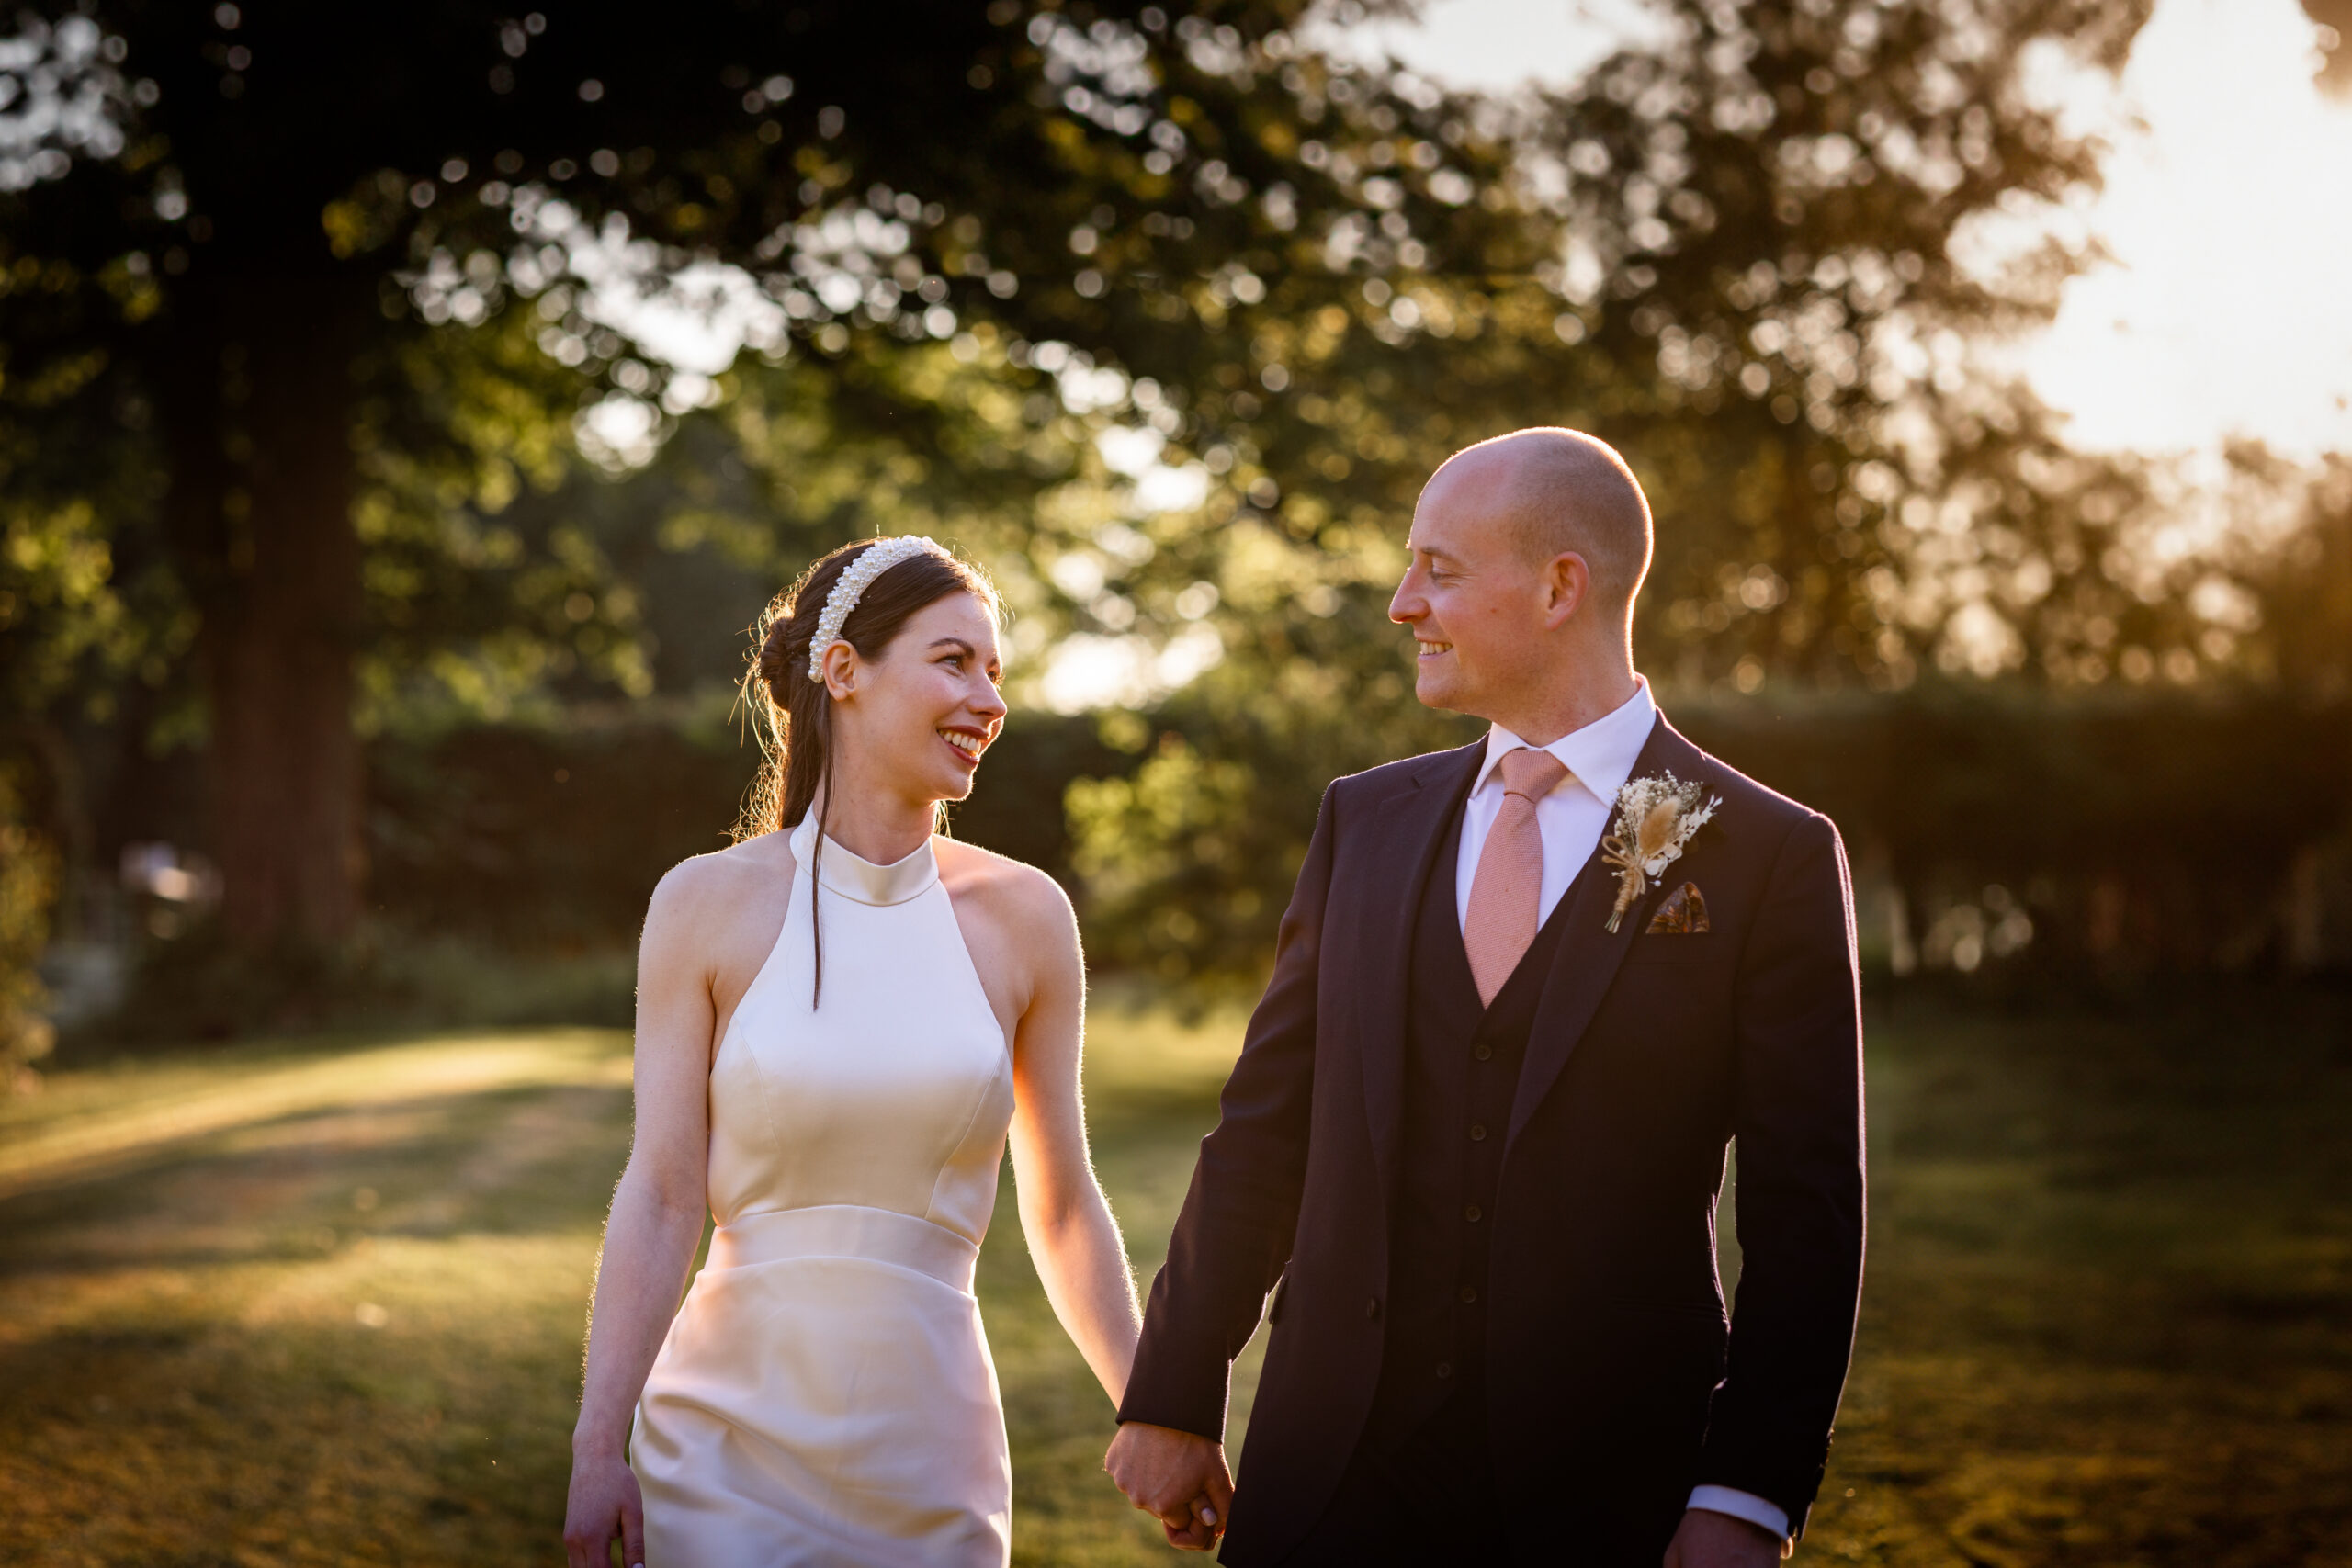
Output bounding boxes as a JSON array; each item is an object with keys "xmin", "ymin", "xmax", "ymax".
[
  {"xmin": 1665, "ymin": 1507, "xmax": 1792, "ymax": 1567},
  {"xmin": 1104, "ymin": 1420, "xmax": 1233, "ymax": 1551}
]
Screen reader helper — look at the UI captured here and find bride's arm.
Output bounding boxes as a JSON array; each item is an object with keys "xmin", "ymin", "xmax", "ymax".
[
  {"xmin": 563, "ymin": 865, "xmax": 719, "ymax": 1568},
  {"xmin": 1004, "ymin": 873, "xmax": 1143, "ymax": 1406}
]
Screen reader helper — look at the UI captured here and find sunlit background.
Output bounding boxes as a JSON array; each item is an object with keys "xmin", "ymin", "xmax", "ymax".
[
  {"xmin": 562, "ymin": 0, "xmax": 2352, "ymax": 705},
  {"xmin": 1355, "ymin": 0, "xmax": 2352, "ymax": 459},
  {"xmin": 4, "ymin": 3, "xmax": 2351, "ymax": 1563}
]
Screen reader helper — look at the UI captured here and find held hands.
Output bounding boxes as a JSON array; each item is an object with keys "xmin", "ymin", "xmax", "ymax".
[
  {"xmin": 563, "ymin": 1451, "xmax": 647, "ymax": 1568},
  {"xmin": 1103, "ymin": 1421, "xmax": 1234, "ymax": 1551},
  {"xmin": 1664, "ymin": 1506, "xmax": 1792, "ymax": 1568}
]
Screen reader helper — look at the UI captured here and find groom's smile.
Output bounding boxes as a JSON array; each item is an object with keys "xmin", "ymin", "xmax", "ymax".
[
  {"xmin": 1389, "ymin": 430, "xmax": 1656, "ymax": 742},
  {"xmin": 1389, "ymin": 451, "xmax": 1545, "ymax": 718}
]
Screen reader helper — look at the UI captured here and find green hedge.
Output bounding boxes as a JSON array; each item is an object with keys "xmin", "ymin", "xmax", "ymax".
[
  {"xmin": 1672, "ymin": 686, "xmax": 2352, "ymax": 981},
  {"xmin": 96, "ymin": 684, "xmax": 2352, "ymax": 1043},
  {"xmin": 1072, "ymin": 683, "xmax": 2352, "ymax": 987},
  {"xmin": 363, "ymin": 709, "xmax": 1125, "ymax": 948}
]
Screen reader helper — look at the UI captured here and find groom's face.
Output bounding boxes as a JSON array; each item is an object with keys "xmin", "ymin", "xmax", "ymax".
[{"xmin": 1389, "ymin": 466, "xmax": 1549, "ymax": 719}]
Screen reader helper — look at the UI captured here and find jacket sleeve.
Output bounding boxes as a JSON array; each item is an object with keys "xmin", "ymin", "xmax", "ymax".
[
  {"xmin": 1694, "ymin": 810, "xmax": 1867, "ymax": 1536},
  {"xmin": 1115, "ymin": 782, "xmax": 1339, "ymax": 1440}
]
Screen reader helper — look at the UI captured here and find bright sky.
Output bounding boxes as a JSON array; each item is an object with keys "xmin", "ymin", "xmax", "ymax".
[
  {"xmin": 570, "ymin": 0, "xmax": 2352, "ymax": 472},
  {"xmin": 1354, "ymin": 0, "xmax": 2352, "ymax": 461},
  {"xmin": 1331, "ymin": 0, "xmax": 1666, "ymax": 85},
  {"xmin": 2014, "ymin": 0, "xmax": 2352, "ymax": 457}
]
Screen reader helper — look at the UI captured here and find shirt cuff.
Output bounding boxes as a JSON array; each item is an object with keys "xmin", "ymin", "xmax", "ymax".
[{"xmin": 1687, "ymin": 1486, "xmax": 1790, "ymax": 1541}]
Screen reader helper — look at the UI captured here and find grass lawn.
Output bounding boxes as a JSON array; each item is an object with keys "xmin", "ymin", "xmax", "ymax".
[{"xmin": 3, "ymin": 989, "xmax": 2349, "ymax": 1565}]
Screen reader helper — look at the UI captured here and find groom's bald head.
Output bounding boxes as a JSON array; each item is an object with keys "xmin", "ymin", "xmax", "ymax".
[{"xmin": 1425, "ymin": 428, "xmax": 1654, "ymax": 617}]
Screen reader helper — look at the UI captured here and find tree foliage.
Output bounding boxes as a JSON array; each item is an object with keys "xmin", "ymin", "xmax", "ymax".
[
  {"xmin": 1051, "ymin": 0, "xmax": 2164, "ymax": 974},
  {"xmin": 17, "ymin": 0, "xmax": 2351, "ymax": 1006}
]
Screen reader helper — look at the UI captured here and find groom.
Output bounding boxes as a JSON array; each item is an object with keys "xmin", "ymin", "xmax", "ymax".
[{"xmin": 1105, "ymin": 429, "xmax": 1864, "ymax": 1564}]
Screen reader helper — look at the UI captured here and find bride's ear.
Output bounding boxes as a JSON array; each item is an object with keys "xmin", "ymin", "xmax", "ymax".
[{"xmin": 820, "ymin": 640, "xmax": 862, "ymax": 699}]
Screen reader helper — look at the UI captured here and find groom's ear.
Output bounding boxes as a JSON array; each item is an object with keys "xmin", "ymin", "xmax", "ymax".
[{"xmin": 1539, "ymin": 550, "xmax": 1592, "ymax": 628}]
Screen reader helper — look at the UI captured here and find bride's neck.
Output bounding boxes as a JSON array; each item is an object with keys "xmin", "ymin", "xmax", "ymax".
[{"xmin": 807, "ymin": 777, "xmax": 936, "ymax": 866}]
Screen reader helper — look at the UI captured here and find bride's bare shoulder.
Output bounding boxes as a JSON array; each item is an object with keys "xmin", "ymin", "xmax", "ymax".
[
  {"xmin": 933, "ymin": 838, "xmax": 1075, "ymax": 939},
  {"xmin": 647, "ymin": 833, "xmax": 797, "ymax": 930}
]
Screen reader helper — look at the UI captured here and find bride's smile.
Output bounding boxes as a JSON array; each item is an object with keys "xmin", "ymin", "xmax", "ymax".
[{"xmin": 821, "ymin": 590, "xmax": 1009, "ymax": 839}]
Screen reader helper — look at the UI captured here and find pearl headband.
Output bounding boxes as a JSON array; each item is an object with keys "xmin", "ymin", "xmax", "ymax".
[{"xmin": 807, "ymin": 536, "xmax": 945, "ymax": 682}]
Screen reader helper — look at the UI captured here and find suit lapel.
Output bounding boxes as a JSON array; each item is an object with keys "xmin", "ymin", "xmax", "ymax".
[
  {"xmin": 1354, "ymin": 740, "xmax": 1484, "ymax": 1203},
  {"xmin": 1505, "ymin": 716, "xmax": 1710, "ymax": 1152}
]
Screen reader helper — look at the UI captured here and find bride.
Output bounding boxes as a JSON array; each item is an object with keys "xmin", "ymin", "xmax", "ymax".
[{"xmin": 563, "ymin": 537, "xmax": 1149, "ymax": 1567}]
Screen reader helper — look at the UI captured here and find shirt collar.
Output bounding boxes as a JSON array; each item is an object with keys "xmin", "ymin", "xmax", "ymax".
[{"xmin": 1472, "ymin": 674, "xmax": 1657, "ymax": 807}]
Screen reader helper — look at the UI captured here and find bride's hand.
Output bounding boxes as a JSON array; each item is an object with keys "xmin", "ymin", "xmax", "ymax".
[{"xmin": 563, "ymin": 1452, "xmax": 647, "ymax": 1568}]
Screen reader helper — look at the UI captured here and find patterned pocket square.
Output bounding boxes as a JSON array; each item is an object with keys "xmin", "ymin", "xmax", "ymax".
[{"xmin": 1645, "ymin": 882, "xmax": 1710, "ymax": 934}]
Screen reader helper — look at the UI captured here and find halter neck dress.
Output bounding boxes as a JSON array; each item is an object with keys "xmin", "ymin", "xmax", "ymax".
[{"xmin": 632, "ymin": 815, "xmax": 1018, "ymax": 1566}]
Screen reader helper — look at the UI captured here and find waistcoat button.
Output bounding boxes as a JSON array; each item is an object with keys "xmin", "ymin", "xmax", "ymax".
[
  {"xmin": 1468, "ymin": 1122, "xmax": 1487, "ymax": 1142},
  {"xmin": 1458, "ymin": 1285, "xmax": 1478, "ymax": 1303},
  {"xmin": 1474, "ymin": 1043, "xmax": 1493, "ymax": 1061},
  {"xmin": 1464, "ymin": 1204, "xmax": 1482, "ymax": 1223},
  {"xmin": 1435, "ymin": 1360, "xmax": 1453, "ymax": 1379}
]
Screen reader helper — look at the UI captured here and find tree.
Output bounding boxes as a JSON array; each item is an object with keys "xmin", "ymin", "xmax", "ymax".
[
  {"xmin": 6, "ymin": 0, "xmax": 2158, "ymax": 983},
  {"xmin": 1054, "ymin": 0, "xmax": 2160, "ymax": 974},
  {"xmin": 0, "ymin": 0, "xmax": 1530, "ymax": 955}
]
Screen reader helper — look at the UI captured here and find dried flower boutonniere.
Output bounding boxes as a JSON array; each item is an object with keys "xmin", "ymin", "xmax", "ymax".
[{"xmin": 1600, "ymin": 773, "xmax": 1722, "ymax": 932}]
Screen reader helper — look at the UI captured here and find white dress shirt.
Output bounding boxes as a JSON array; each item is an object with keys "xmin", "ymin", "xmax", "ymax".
[
  {"xmin": 1453, "ymin": 674, "xmax": 1792, "ymax": 1544},
  {"xmin": 1453, "ymin": 675, "xmax": 1658, "ymax": 931}
]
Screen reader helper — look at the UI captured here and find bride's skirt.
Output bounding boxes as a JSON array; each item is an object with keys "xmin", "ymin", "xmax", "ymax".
[{"xmin": 631, "ymin": 1206, "xmax": 1012, "ymax": 1568}]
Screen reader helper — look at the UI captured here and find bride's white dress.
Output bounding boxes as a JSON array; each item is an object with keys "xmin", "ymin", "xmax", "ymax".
[{"xmin": 632, "ymin": 815, "xmax": 1017, "ymax": 1566}]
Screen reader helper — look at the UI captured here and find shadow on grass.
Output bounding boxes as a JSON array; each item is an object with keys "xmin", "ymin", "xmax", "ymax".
[
  {"xmin": 2, "ymin": 1082, "xmax": 632, "ymax": 1281},
  {"xmin": 0, "ymin": 1037, "xmax": 634, "ymax": 1566},
  {"xmin": 1815, "ymin": 987, "xmax": 2352, "ymax": 1567},
  {"xmin": 7, "ymin": 990, "xmax": 2352, "ymax": 1565}
]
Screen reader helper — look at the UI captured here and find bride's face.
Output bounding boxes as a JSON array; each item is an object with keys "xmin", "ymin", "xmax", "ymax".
[{"xmin": 827, "ymin": 591, "xmax": 1008, "ymax": 806}]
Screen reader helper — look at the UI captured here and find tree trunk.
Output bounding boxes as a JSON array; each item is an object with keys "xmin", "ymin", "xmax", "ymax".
[{"xmin": 171, "ymin": 274, "xmax": 370, "ymax": 948}]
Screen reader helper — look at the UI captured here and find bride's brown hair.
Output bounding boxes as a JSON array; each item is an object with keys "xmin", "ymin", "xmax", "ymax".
[{"xmin": 737, "ymin": 540, "xmax": 1001, "ymax": 1000}]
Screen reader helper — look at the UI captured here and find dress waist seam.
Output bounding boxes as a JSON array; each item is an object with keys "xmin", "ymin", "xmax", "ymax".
[{"xmin": 706, "ymin": 1203, "xmax": 980, "ymax": 1293}]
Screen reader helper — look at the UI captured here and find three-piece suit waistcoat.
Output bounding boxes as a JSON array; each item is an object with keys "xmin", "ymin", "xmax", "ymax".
[{"xmin": 1367, "ymin": 807, "xmax": 1575, "ymax": 1445}]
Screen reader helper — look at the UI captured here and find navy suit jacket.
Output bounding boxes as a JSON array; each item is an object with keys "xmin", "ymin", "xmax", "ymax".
[{"xmin": 1118, "ymin": 713, "xmax": 1866, "ymax": 1564}]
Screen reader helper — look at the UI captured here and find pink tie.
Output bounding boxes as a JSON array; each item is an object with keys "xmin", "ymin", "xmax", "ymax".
[{"xmin": 1464, "ymin": 748, "xmax": 1572, "ymax": 1007}]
